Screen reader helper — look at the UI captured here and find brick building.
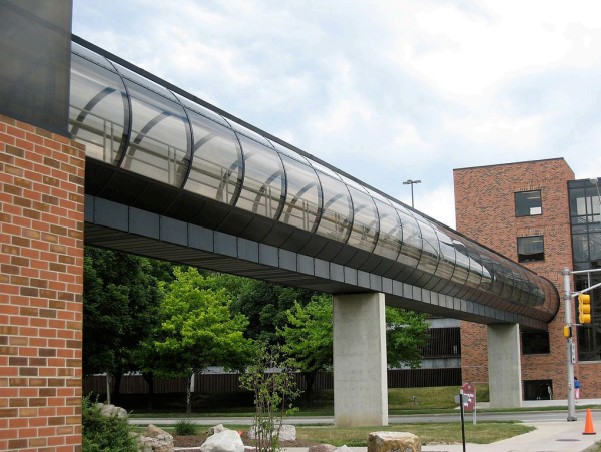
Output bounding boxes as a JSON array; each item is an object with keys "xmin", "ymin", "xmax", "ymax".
[{"xmin": 454, "ymin": 158, "xmax": 601, "ymax": 400}]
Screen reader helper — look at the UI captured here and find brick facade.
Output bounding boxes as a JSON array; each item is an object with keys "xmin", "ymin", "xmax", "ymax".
[
  {"xmin": 453, "ymin": 158, "xmax": 598, "ymax": 400},
  {"xmin": 0, "ymin": 115, "xmax": 85, "ymax": 451}
]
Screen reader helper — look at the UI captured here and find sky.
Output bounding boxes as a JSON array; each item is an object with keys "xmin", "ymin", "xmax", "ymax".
[{"xmin": 72, "ymin": 0, "xmax": 601, "ymax": 228}]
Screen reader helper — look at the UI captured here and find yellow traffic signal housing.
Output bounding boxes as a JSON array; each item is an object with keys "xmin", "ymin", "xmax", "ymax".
[
  {"xmin": 563, "ymin": 325, "xmax": 572, "ymax": 338},
  {"xmin": 578, "ymin": 293, "xmax": 592, "ymax": 324}
]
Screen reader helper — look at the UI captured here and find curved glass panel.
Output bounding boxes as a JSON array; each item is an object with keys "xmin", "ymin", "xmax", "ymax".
[
  {"xmin": 415, "ymin": 218, "xmax": 440, "ymax": 276},
  {"xmin": 278, "ymin": 154, "xmax": 321, "ymax": 232},
  {"xmin": 346, "ymin": 186, "xmax": 379, "ymax": 252},
  {"xmin": 177, "ymin": 96, "xmax": 243, "ymax": 203},
  {"xmin": 394, "ymin": 205, "xmax": 423, "ymax": 268},
  {"xmin": 315, "ymin": 171, "xmax": 353, "ymax": 243},
  {"xmin": 455, "ymin": 237, "xmax": 488, "ymax": 290},
  {"xmin": 236, "ymin": 135, "xmax": 285, "ymax": 219},
  {"xmin": 69, "ymin": 44, "xmax": 128, "ymax": 164},
  {"xmin": 225, "ymin": 119, "xmax": 273, "ymax": 147},
  {"xmin": 373, "ymin": 199, "xmax": 402, "ymax": 260},
  {"xmin": 432, "ymin": 229, "xmax": 457, "ymax": 283},
  {"xmin": 115, "ymin": 63, "xmax": 191, "ymax": 186}
]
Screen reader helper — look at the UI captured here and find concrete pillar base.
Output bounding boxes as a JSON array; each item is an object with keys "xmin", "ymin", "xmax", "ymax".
[
  {"xmin": 488, "ymin": 323, "xmax": 522, "ymax": 408},
  {"xmin": 333, "ymin": 292, "xmax": 388, "ymax": 427}
]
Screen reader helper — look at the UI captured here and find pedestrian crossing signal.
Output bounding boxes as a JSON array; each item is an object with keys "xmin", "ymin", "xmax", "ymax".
[{"xmin": 578, "ymin": 293, "xmax": 592, "ymax": 324}]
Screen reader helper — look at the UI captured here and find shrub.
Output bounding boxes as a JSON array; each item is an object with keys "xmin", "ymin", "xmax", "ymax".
[
  {"xmin": 82, "ymin": 395, "xmax": 138, "ymax": 452},
  {"xmin": 240, "ymin": 343, "xmax": 300, "ymax": 452},
  {"xmin": 174, "ymin": 419, "xmax": 198, "ymax": 436}
]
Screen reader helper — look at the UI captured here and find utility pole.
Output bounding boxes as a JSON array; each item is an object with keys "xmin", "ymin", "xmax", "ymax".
[{"xmin": 403, "ymin": 179, "xmax": 421, "ymax": 208}]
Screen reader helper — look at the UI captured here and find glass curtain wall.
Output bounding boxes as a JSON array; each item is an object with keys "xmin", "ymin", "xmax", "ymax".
[{"xmin": 569, "ymin": 179, "xmax": 601, "ymax": 361}]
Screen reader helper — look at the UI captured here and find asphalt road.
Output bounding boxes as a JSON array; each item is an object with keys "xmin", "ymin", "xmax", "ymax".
[{"xmin": 130, "ymin": 408, "xmax": 601, "ymax": 426}]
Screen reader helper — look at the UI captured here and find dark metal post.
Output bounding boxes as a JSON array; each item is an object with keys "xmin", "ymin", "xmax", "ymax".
[{"xmin": 403, "ymin": 179, "xmax": 421, "ymax": 208}]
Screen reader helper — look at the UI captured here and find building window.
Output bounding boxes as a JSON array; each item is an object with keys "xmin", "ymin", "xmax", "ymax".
[
  {"xmin": 523, "ymin": 380, "xmax": 553, "ymax": 400},
  {"xmin": 515, "ymin": 190, "xmax": 542, "ymax": 216},
  {"xmin": 517, "ymin": 236, "xmax": 545, "ymax": 262},
  {"xmin": 522, "ymin": 331, "xmax": 550, "ymax": 354}
]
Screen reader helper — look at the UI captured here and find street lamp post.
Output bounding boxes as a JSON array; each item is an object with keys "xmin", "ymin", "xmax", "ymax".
[{"xmin": 403, "ymin": 179, "xmax": 421, "ymax": 208}]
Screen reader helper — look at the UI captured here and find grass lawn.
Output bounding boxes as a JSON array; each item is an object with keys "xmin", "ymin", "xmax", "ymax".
[
  {"xmin": 117, "ymin": 386, "xmax": 601, "ymax": 448},
  {"xmin": 148, "ymin": 422, "xmax": 534, "ymax": 446}
]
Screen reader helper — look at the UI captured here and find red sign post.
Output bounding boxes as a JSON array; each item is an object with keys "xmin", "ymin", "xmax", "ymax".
[{"xmin": 461, "ymin": 383, "xmax": 476, "ymax": 411}]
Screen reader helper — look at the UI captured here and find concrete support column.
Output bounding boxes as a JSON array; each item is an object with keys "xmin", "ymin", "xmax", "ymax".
[
  {"xmin": 487, "ymin": 323, "xmax": 522, "ymax": 408},
  {"xmin": 333, "ymin": 292, "xmax": 388, "ymax": 427}
]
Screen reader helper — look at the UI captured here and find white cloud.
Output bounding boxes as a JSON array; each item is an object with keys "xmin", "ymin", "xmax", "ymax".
[{"xmin": 72, "ymin": 0, "xmax": 601, "ymax": 231}]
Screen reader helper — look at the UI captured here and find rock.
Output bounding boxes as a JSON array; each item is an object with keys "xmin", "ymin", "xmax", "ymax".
[
  {"xmin": 367, "ymin": 431, "xmax": 421, "ymax": 452},
  {"xmin": 247, "ymin": 424, "xmax": 296, "ymax": 441},
  {"xmin": 308, "ymin": 444, "xmax": 337, "ymax": 452},
  {"xmin": 277, "ymin": 424, "xmax": 296, "ymax": 441},
  {"xmin": 96, "ymin": 403, "xmax": 127, "ymax": 418},
  {"xmin": 144, "ymin": 424, "xmax": 172, "ymax": 438},
  {"xmin": 208, "ymin": 424, "xmax": 227, "ymax": 434},
  {"xmin": 137, "ymin": 424, "xmax": 174, "ymax": 452},
  {"xmin": 200, "ymin": 429, "xmax": 244, "ymax": 452}
]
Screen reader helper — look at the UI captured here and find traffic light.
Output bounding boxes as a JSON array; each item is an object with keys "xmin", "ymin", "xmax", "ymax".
[{"xmin": 578, "ymin": 293, "xmax": 592, "ymax": 324}]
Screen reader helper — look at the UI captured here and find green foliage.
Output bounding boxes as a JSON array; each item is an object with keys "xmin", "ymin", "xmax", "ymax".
[
  {"xmin": 279, "ymin": 294, "xmax": 333, "ymax": 374},
  {"xmin": 385, "ymin": 306, "xmax": 430, "ymax": 368},
  {"xmin": 231, "ymin": 279, "xmax": 318, "ymax": 343},
  {"xmin": 82, "ymin": 395, "xmax": 137, "ymax": 452},
  {"xmin": 150, "ymin": 267, "xmax": 254, "ymax": 412},
  {"xmin": 83, "ymin": 247, "xmax": 172, "ymax": 378},
  {"xmin": 240, "ymin": 343, "xmax": 300, "ymax": 452},
  {"xmin": 174, "ymin": 419, "xmax": 198, "ymax": 436},
  {"xmin": 277, "ymin": 297, "xmax": 429, "ymax": 401}
]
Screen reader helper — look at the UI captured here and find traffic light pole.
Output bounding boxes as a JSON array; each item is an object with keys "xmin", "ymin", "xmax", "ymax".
[
  {"xmin": 563, "ymin": 267, "xmax": 601, "ymax": 421},
  {"xmin": 563, "ymin": 268, "xmax": 577, "ymax": 421}
]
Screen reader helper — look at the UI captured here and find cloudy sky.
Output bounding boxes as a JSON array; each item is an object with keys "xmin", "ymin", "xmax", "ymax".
[{"xmin": 72, "ymin": 0, "xmax": 601, "ymax": 228}]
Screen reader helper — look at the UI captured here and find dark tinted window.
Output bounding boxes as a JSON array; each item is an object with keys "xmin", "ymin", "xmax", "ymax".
[
  {"xmin": 522, "ymin": 331, "xmax": 550, "ymax": 354},
  {"xmin": 515, "ymin": 190, "xmax": 542, "ymax": 216},
  {"xmin": 517, "ymin": 236, "xmax": 544, "ymax": 262}
]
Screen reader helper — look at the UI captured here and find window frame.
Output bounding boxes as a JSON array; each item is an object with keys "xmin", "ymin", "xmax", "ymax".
[
  {"xmin": 515, "ymin": 189, "xmax": 542, "ymax": 217},
  {"xmin": 517, "ymin": 235, "xmax": 545, "ymax": 263}
]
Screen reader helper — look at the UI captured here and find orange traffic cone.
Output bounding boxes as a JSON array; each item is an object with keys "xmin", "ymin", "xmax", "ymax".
[{"xmin": 583, "ymin": 408, "xmax": 596, "ymax": 435}]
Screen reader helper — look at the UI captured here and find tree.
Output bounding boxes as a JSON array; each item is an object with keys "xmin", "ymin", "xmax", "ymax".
[
  {"xmin": 278, "ymin": 296, "xmax": 430, "ymax": 402},
  {"xmin": 83, "ymin": 247, "xmax": 171, "ymax": 402},
  {"xmin": 385, "ymin": 307, "xmax": 430, "ymax": 369},
  {"xmin": 231, "ymin": 279, "xmax": 317, "ymax": 343},
  {"xmin": 278, "ymin": 294, "xmax": 333, "ymax": 403},
  {"xmin": 239, "ymin": 342, "xmax": 300, "ymax": 452},
  {"xmin": 150, "ymin": 267, "xmax": 254, "ymax": 413}
]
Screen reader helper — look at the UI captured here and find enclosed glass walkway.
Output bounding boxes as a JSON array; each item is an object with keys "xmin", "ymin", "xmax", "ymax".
[{"xmin": 70, "ymin": 36, "xmax": 559, "ymax": 322}]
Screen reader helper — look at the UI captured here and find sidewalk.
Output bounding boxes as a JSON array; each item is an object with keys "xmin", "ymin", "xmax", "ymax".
[
  {"xmin": 421, "ymin": 419, "xmax": 598, "ymax": 452},
  {"xmin": 420, "ymin": 398, "xmax": 600, "ymax": 451},
  {"xmin": 281, "ymin": 418, "xmax": 599, "ymax": 452}
]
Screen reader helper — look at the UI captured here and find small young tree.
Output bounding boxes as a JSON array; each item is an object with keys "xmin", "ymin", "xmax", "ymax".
[
  {"xmin": 151, "ymin": 267, "xmax": 253, "ymax": 413},
  {"xmin": 240, "ymin": 343, "xmax": 300, "ymax": 452}
]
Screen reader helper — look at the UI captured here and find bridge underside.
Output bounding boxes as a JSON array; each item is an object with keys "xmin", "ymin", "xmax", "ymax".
[{"xmin": 85, "ymin": 195, "xmax": 548, "ymax": 330}]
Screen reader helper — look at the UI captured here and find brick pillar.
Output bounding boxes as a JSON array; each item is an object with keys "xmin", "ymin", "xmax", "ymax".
[{"xmin": 0, "ymin": 115, "xmax": 85, "ymax": 451}]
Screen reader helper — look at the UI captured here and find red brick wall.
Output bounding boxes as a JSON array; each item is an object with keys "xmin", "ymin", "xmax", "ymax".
[
  {"xmin": 0, "ymin": 115, "xmax": 85, "ymax": 451},
  {"xmin": 453, "ymin": 158, "xmax": 588, "ymax": 399}
]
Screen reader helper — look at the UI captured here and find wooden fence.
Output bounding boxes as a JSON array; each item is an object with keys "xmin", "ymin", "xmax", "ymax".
[{"xmin": 83, "ymin": 368, "xmax": 460, "ymax": 395}]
